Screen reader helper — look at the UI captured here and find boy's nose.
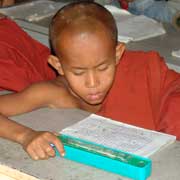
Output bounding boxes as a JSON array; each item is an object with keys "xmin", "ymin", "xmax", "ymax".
[{"xmin": 85, "ymin": 71, "xmax": 99, "ymax": 88}]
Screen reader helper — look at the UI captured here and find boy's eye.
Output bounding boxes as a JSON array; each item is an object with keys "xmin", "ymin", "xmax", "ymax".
[
  {"xmin": 72, "ymin": 70, "xmax": 85, "ymax": 76},
  {"xmin": 97, "ymin": 64, "xmax": 109, "ymax": 71}
]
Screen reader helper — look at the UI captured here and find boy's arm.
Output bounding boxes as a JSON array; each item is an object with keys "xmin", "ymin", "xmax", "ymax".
[
  {"xmin": 0, "ymin": 113, "xmax": 65, "ymax": 160},
  {"xmin": 0, "ymin": 81, "xmax": 79, "ymax": 116},
  {"xmin": 0, "ymin": 81, "xmax": 78, "ymax": 159}
]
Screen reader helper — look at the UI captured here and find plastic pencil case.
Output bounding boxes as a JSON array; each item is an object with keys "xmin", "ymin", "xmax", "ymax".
[{"xmin": 54, "ymin": 134, "xmax": 152, "ymax": 180}]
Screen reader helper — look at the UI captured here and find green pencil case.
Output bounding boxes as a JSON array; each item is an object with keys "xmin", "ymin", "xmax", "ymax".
[{"xmin": 55, "ymin": 134, "xmax": 152, "ymax": 180}]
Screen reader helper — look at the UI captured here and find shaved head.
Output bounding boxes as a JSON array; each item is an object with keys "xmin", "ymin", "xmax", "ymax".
[{"xmin": 49, "ymin": 2, "xmax": 117, "ymax": 54}]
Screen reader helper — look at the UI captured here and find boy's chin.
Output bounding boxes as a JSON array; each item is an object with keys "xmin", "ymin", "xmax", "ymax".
[{"xmin": 86, "ymin": 98, "xmax": 104, "ymax": 106}]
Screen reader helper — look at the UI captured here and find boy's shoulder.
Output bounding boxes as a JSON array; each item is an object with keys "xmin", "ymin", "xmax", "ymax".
[
  {"xmin": 27, "ymin": 77, "xmax": 69, "ymax": 98},
  {"xmin": 26, "ymin": 78, "xmax": 79, "ymax": 109}
]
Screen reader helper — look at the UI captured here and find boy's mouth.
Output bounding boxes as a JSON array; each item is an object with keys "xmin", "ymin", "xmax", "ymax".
[{"xmin": 87, "ymin": 92, "xmax": 104, "ymax": 102}]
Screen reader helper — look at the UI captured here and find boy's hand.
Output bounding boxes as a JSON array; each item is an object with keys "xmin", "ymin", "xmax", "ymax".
[{"xmin": 21, "ymin": 130, "xmax": 65, "ymax": 160}]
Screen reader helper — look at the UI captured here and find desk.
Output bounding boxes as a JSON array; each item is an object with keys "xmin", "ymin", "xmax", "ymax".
[{"xmin": 0, "ymin": 108, "xmax": 179, "ymax": 180}]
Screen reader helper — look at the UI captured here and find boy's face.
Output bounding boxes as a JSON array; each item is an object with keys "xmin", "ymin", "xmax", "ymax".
[{"xmin": 50, "ymin": 30, "xmax": 124, "ymax": 105}]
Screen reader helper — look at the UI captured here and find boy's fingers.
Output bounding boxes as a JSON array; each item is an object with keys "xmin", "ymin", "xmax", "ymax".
[
  {"xmin": 42, "ymin": 143, "xmax": 55, "ymax": 157},
  {"xmin": 35, "ymin": 136, "xmax": 56, "ymax": 158},
  {"xmin": 56, "ymin": 144, "xmax": 65, "ymax": 157},
  {"xmin": 43, "ymin": 132, "xmax": 65, "ymax": 157},
  {"xmin": 35, "ymin": 145, "xmax": 48, "ymax": 159},
  {"xmin": 29, "ymin": 145, "xmax": 53, "ymax": 160},
  {"xmin": 52, "ymin": 132, "xmax": 59, "ymax": 136},
  {"xmin": 52, "ymin": 138, "xmax": 65, "ymax": 157},
  {"xmin": 41, "ymin": 132, "xmax": 65, "ymax": 156},
  {"xmin": 26, "ymin": 148, "xmax": 39, "ymax": 160},
  {"xmin": 24, "ymin": 131, "xmax": 64, "ymax": 159}
]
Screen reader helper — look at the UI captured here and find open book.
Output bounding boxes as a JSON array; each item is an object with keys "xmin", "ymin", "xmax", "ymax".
[{"xmin": 60, "ymin": 114, "xmax": 176, "ymax": 157}]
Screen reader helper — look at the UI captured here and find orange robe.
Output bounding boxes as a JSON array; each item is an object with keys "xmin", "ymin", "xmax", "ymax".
[
  {"xmin": 98, "ymin": 51, "xmax": 180, "ymax": 139},
  {"xmin": 0, "ymin": 17, "xmax": 56, "ymax": 92}
]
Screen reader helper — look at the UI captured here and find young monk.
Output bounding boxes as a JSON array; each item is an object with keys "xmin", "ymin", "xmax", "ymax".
[{"xmin": 0, "ymin": 2, "xmax": 180, "ymax": 161}]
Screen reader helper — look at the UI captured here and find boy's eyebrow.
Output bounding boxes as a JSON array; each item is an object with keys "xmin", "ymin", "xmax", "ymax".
[
  {"xmin": 71, "ymin": 59, "xmax": 110, "ymax": 69},
  {"xmin": 71, "ymin": 66, "xmax": 88, "ymax": 70}
]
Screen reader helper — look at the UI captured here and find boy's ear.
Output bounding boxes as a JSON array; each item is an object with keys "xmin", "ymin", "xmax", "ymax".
[
  {"xmin": 48, "ymin": 55, "xmax": 64, "ymax": 75},
  {"xmin": 115, "ymin": 43, "xmax": 126, "ymax": 65}
]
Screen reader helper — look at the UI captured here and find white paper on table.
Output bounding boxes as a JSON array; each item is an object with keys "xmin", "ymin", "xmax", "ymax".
[
  {"xmin": 0, "ymin": 0, "xmax": 67, "ymax": 22},
  {"xmin": 105, "ymin": 5, "xmax": 166, "ymax": 43},
  {"xmin": 60, "ymin": 114, "xmax": 176, "ymax": 157},
  {"xmin": 172, "ymin": 49, "xmax": 180, "ymax": 58}
]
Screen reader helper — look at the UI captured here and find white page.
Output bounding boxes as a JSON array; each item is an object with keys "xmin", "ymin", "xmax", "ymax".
[
  {"xmin": 116, "ymin": 15, "xmax": 166, "ymax": 42},
  {"xmin": 0, "ymin": 0, "xmax": 67, "ymax": 22},
  {"xmin": 60, "ymin": 114, "xmax": 176, "ymax": 157},
  {"xmin": 172, "ymin": 49, "xmax": 180, "ymax": 58},
  {"xmin": 105, "ymin": 5, "xmax": 166, "ymax": 43}
]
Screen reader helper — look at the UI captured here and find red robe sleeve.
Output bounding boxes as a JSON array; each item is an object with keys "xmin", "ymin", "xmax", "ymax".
[
  {"xmin": 160, "ymin": 92, "xmax": 180, "ymax": 139},
  {"xmin": 146, "ymin": 51, "xmax": 180, "ymax": 139},
  {"xmin": 158, "ymin": 68, "xmax": 180, "ymax": 139},
  {"xmin": 0, "ymin": 17, "xmax": 56, "ymax": 92}
]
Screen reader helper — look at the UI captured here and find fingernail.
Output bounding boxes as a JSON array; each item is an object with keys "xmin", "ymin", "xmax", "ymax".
[{"xmin": 61, "ymin": 152, "xmax": 65, "ymax": 157}]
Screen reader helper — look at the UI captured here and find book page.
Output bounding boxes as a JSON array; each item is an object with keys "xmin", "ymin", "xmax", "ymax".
[
  {"xmin": 60, "ymin": 114, "xmax": 176, "ymax": 157},
  {"xmin": 116, "ymin": 15, "xmax": 166, "ymax": 42},
  {"xmin": 105, "ymin": 5, "xmax": 166, "ymax": 43},
  {"xmin": 172, "ymin": 49, "xmax": 180, "ymax": 58}
]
